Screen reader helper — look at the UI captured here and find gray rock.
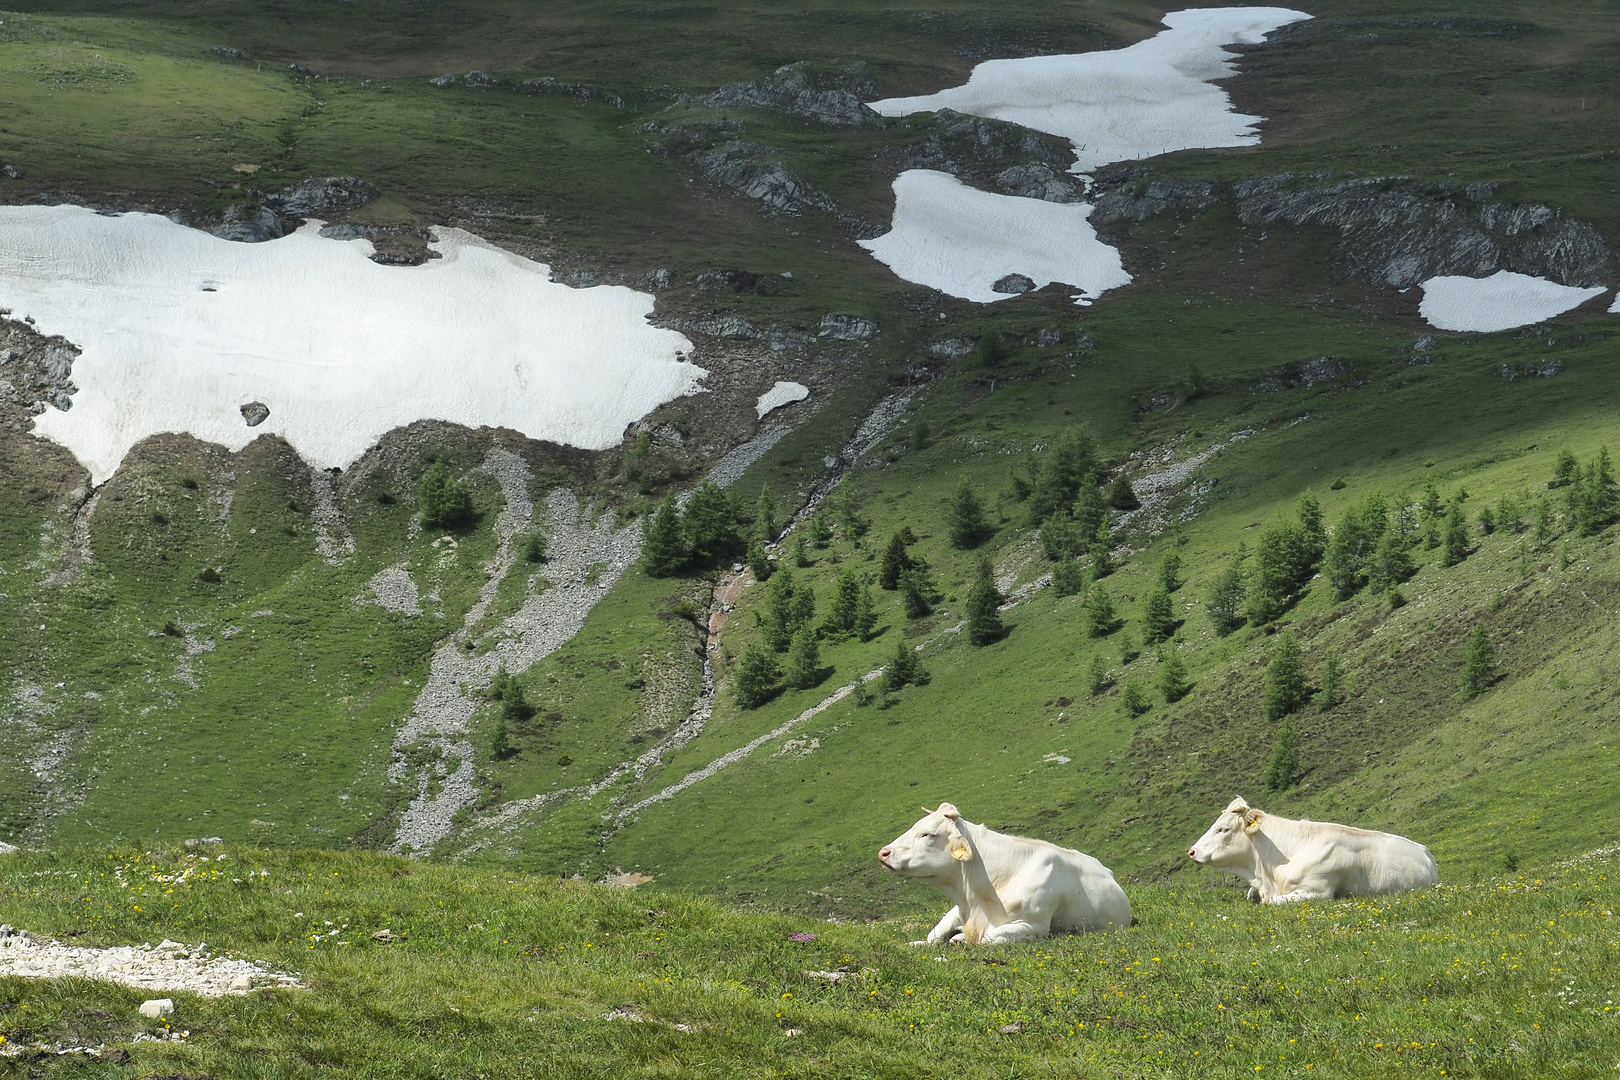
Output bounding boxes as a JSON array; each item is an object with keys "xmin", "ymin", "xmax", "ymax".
[
  {"xmin": 819, "ymin": 314, "xmax": 879, "ymax": 341},
  {"xmin": 1234, "ymin": 176, "xmax": 1612, "ymax": 288},
  {"xmin": 645, "ymin": 268, "xmax": 673, "ymax": 290},
  {"xmin": 138, "ymin": 999, "xmax": 174, "ymax": 1018},
  {"xmin": 517, "ymin": 77, "xmax": 624, "ymax": 108},
  {"xmin": 928, "ymin": 338, "xmax": 975, "ymax": 359},
  {"xmin": 263, "ymin": 176, "xmax": 379, "ymax": 216},
  {"xmin": 318, "ymin": 223, "xmax": 378, "ymax": 242},
  {"xmin": 0, "ymin": 840, "xmax": 17, "ymax": 854},
  {"xmin": 1091, "ymin": 177, "xmax": 1220, "ymax": 224},
  {"xmin": 1036, "ymin": 327, "xmax": 1063, "ymax": 347},
  {"xmin": 240, "ymin": 402, "xmax": 270, "ymax": 427},
  {"xmin": 0, "ymin": 319, "xmax": 80, "ymax": 432},
  {"xmin": 430, "ymin": 74, "xmax": 456, "ymax": 88},
  {"xmin": 706, "ymin": 62, "xmax": 882, "ymax": 128},
  {"xmin": 210, "ymin": 46, "xmax": 244, "ymax": 59},
  {"xmin": 1254, "ymin": 355, "xmax": 1355, "ymax": 392},
  {"xmin": 691, "ymin": 140, "xmax": 837, "ymax": 215},
  {"xmin": 288, "ymin": 63, "xmax": 312, "ymax": 76},
  {"xmin": 992, "ymin": 274, "xmax": 1035, "ymax": 295},
  {"xmin": 994, "ymin": 163, "xmax": 1082, "ymax": 203},
  {"xmin": 210, "ymin": 204, "xmax": 286, "ymax": 244},
  {"xmin": 464, "ymin": 70, "xmax": 494, "ymax": 89},
  {"xmin": 0, "ymin": 163, "xmax": 19, "ymax": 180}
]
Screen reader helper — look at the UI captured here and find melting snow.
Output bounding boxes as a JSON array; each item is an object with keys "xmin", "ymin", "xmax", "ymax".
[
  {"xmin": 861, "ymin": 8, "xmax": 1309, "ymax": 301},
  {"xmin": 1, "ymin": 205, "xmax": 703, "ymax": 483},
  {"xmin": 859, "ymin": 171, "xmax": 1131, "ymax": 303},
  {"xmin": 755, "ymin": 380, "xmax": 810, "ymax": 418},
  {"xmin": 1418, "ymin": 271, "xmax": 1607, "ymax": 333},
  {"xmin": 869, "ymin": 7, "xmax": 1313, "ymax": 175}
]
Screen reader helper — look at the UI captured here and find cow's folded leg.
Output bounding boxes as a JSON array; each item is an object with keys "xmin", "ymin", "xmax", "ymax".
[
  {"xmin": 1266, "ymin": 885, "xmax": 1333, "ymax": 904},
  {"xmin": 925, "ymin": 906, "xmax": 964, "ymax": 945},
  {"xmin": 980, "ymin": 919, "xmax": 1045, "ymax": 944}
]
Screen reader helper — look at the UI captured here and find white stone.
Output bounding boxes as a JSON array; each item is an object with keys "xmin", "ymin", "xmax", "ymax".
[
  {"xmin": 1, "ymin": 206, "xmax": 705, "ymax": 484},
  {"xmin": 139, "ymin": 999, "xmax": 174, "ymax": 1018}
]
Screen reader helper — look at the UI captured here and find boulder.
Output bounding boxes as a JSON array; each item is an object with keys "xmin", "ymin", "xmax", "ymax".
[
  {"xmin": 240, "ymin": 402, "xmax": 270, "ymax": 427},
  {"xmin": 818, "ymin": 314, "xmax": 878, "ymax": 341},
  {"xmin": 0, "ymin": 163, "xmax": 19, "ymax": 179},
  {"xmin": 464, "ymin": 70, "xmax": 494, "ymax": 89},
  {"xmin": 992, "ymin": 274, "xmax": 1035, "ymax": 295},
  {"xmin": 430, "ymin": 74, "xmax": 456, "ymax": 88},
  {"xmin": 263, "ymin": 176, "xmax": 379, "ymax": 216},
  {"xmin": 210, "ymin": 204, "xmax": 285, "ymax": 244},
  {"xmin": 210, "ymin": 46, "xmax": 244, "ymax": 59}
]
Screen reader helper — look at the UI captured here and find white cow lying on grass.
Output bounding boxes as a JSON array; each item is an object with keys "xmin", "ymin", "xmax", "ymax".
[
  {"xmin": 1188, "ymin": 797, "xmax": 1440, "ymax": 904},
  {"xmin": 878, "ymin": 803, "xmax": 1131, "ymax": 944}
]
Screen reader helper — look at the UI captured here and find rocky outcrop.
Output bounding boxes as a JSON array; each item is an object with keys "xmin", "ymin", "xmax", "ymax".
[
  {"xmin": 818, "ymin": 314, "xmax": 878, "ymax": 341},
  {"xmin": 517, "ymin": 77, "xmax": 626, "ymax": 109},
  {"xmin": 1234, "ymin": 176, "xmax": 1612, "ymax": 288},
  {"xmin": 239, "ymin": 402, "xmax": 270, "ymax": 427},
  {"xmin": 262, "ymin": 176, "xmax": 379, "ymax": 217},
  {"xmin": 705, "ymin": 62, "xmax": 881, "ymax": 128},
  {"xmin": 0, "ymin": 317, "xmax": 79, "ymax": 432},
  {"xmin": 690, "ymin": 140, "xmax": 837, "ymax": 215},
  {"xmin": 1091, "ymin": 177, "xmax": 1220, "ymax": 224},
  {"xmin": 209, "ymin": 203, "xmax": 285, "ymax": 243},
  {"xmin": 886, "ymin": 111, "xmax": 1082, "ymax": 202}
]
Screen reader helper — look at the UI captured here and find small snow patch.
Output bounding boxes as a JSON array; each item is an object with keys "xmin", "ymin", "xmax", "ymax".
[
  {"xmin": 756, "ymin": 381, "xmax": 810, "ymax": 419},
  {"xmin": 859, "ymin": 170, "xmax": 1131, "ymax": 304},
  {"xmin": 1419, "ymin": 271, "xmax": 1607, "ymax": 332}
]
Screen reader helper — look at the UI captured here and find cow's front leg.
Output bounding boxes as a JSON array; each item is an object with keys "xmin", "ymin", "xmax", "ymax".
[
  {"xmin": 980, "ymin": 919, "xmax": 1047, "ymax": 944},
  {"xmin": 922, "ymin": 905, "xmax": 964, "ymax": 945}
]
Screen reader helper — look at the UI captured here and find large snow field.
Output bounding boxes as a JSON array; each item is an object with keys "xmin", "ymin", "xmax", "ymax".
[
  {"xmin": 1, "ymin": 205, "xmax": 703, "ymax": 483},
  {"xmin": 1418, "ymin": 270, "xmax": 1608, "ymax": 333},
  {"xmin": 858, "ymin": 170, "xmax": 1132, "ymax": 304},
  {"xmin": 869, "ymin": 7, "xmax": 1313, "ymax": 174}
]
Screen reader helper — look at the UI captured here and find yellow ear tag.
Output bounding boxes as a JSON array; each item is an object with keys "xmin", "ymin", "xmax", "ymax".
[
  {"xmin": 949, "ymin": 838, "xmax": 971, "ymax": 861},
  {"xmin": 1244, "ymin": 817, "xmax": 1262, "ymax": 835}
]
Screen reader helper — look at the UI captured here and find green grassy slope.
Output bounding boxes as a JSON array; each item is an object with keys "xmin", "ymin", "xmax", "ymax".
[{"xmin": 3, "ymin": 844, "xmax": 1619, "ymax": 1077}]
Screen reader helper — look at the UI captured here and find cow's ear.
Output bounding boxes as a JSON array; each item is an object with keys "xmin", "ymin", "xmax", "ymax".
[
  {"xmin": 938, "ymin": 802, "xmax": 960, "ymax": 820},
  {"xmin": 1243, "ymin": 809, "xmax": 1264, "ymax": 833},
  {"xmin": 947, "ymin": 831, "xmax": 973, "ymax": 861}
]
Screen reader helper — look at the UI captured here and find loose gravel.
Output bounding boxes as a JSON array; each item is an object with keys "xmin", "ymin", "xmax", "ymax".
[{"xmin": 0, "ymin": 926, "xmax": 301, "ymax": 996}]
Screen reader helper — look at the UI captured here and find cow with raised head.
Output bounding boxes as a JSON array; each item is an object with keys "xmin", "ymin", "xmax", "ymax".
[
  {"xmin": 1187, "ymin": 797, "xmax": 1439, "ymax": 904},
  {"xmin": 878, "ymin": 802, "xmax": 1131, "ymax": 944}
]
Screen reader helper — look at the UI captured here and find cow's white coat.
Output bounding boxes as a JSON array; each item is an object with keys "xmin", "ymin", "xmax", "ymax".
[
  {"xmin": 879, "ymin": 803, "xmax": 1130, "ymax": 944},
  {"xmin": 1, "ymin": 205, "xmax": 703, "ymax": 483},
  {"xmin": 1188, "ymin": 797, "xmax": 1439, "ymax": 904}
]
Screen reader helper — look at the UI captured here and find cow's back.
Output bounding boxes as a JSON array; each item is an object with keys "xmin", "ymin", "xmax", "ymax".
[
  {"xmin": 1308, "ymin": 826, "xmax": 1439, "ymax": 897},
  {"xmin": 1050, "ymin": 849, "xmax": 1131, "ymax": 932}
]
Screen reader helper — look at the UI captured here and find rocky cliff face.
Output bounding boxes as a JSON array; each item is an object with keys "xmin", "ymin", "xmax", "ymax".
[{"xmin": 0, "ymin": 318, "xmax": 78, "ymax": 434}]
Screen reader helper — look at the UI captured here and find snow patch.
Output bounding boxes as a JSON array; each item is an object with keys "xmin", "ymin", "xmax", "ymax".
[
  {"xmin": 869, "ymin": 7, "xmax": 1313, "ymax": 175},
  {"xmin": 755, "ymin": 380, "xmax": 809, "ymax": 418},
  {"xmin": 1418, "ymin": 270, "xmax": 1607, "ymax": 332},
  {"xmin": 1, "ymin": 205, "xmax": 704, "ymax": 484},
  {"xmin": 858, "ymin": 170, "xmax": 1131, "ymax": 303}
]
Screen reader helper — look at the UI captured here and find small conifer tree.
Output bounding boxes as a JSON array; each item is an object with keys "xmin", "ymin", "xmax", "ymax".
[
  {"xmin": 1052, "ymin": 556, "xmax": 1085, "ymax": 598},
  {"xmin": 1207, "ymin": 547, "xmax": 1248, "ymax": 636},
  {"xmin": 1263, "ymin": 631, "xmax": 1307, "ymax": 722},
  {"xmin": 754, "ymin": 483, "xmax": 776, "ymax": 543},
  {"xmin": 1121, "ymin": 678, "xmax": 1150, "ymax": 716},
  {"xmin": 854, "ymin": 583, "xmax": 879, "ymax": 641},
  {"xmin": 1142, "ymin": 583, "xmax": 1176, "ymax": 644},
  {"xmin": 733, "ymin": 645, "xmax": 782, "ymax": 708},
  {"xmin": 785, "ymin": 626, "xmax": 823, "ymax": 690},
  {"xmin": 947, "ymin": 475, "xmax": 992, "ymax": 549},
  {"xmin": 899, "ymin": 565, "xmax": 936, "ymax": 619},
  {"xmin": 1265, "ymin": 716, "xmax": 1300, "ymax": 791},
  {"xmin": 977, "ymin": 329, "xmax": 1007, "ymax": 368},
  {"xmin": 747, "ymin": 537, "xmax": 772, "ymax": 583},
  {"xmin": 1551, "ymin": 448, "xmax": 1579, "ymax": 488},
  {"xmin": 1319, "ymin": 654, "xmax": 1342, "ymax": 711},
  {"xmin": 1084, "ymin": 583, "xmax": 1119, "ymax": 638},
  {"xmin": 821, "ymin": 568, "xmax": 863, "ymax": 638},
  {"xmin": 1460, "ymin": 623, "xmax": 1497, "ymax": 698},
  {"xmin": 1158, "ymin": 551, "xmax": 1183, "ymax": 593},
  {"xmin": 965, "ymin": 566, "xmax": 1005, "ymax": 646},
  {"xmin": 1159, "ymin": 648, "xmax": 1192, "ymax": 703},
  {"xmin": 1085, "ymin": 652, "xmax": 1111, "ymax": 697},
  {"xmin": 1119, "ymin": 629, "xmax": 1140, "ymax": 665},
  {"xmin": 791, "ymin": 531, "xmax": 811, "ymax": 568},
  {"xmin": 879, "ymin": 529, "xmax": 914, "ymax": 590},
  {"xmin": 1105, "ymin": 471, "xmax": 1140, "ymax": 511},
  {"xmin": 523, "ymin": 533, "xmax": 548, "ymax": 563},
  {"xmin": 641, "ymin": 493, "xmax": 686, "ymax": 577},
  {"xmin": 1441, "ymin": 501, "xmax": 1471, "ymax": 567},
  {"xmin": 885, "ymin": 638, "xmax": 930, "ymax": 691},
  {"xmin": 491, "ymin": 715, "xmax": 513, "ymax": 760},
  {"xmin": 417, "ymin": 461, "xmax": 473, "ymax": 529}
]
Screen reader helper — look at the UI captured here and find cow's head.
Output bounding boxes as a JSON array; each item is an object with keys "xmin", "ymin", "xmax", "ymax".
[
  {"xmin": 1188, "ymin": 797, "xmax": 1264, "ymax": 866},
  {"xmin": 879, "ymin": 803, "xmax": 974, "ymax": 878}
]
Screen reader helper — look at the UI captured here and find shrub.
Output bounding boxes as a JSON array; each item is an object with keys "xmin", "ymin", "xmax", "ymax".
[
  {"xmin": 197, "ymin": 567, "xmax": 222, "ymax": 584},
  {"xmin": 1085, "ymin": 653, "xmax": 1111, "ymax": 697},
  {"xmin": 965, "ymin": 567, "xmax": 1005, "ymax": 646},
  {"xmin": 1084, "ymin": 584, "xmax": 1119, "ymax": 638},
  {"xmin": 1142, "ymin": 583, "xmax": 1176, "ymax": 645},
  {"xmin": 1265, "ymin": 717, "xmax": 1300, "ymax": 791},
  {"xmin": 417, "ymin": 461, "xmax": 473, "ymax": 529},
  {"xmin": 1158, "ymin": 551, "xmax": 1183, "ymax": 593},
  {"xmin": 1441, "ymin": 501, "xmax": 1471, "ymax": 567},
  {"xmin": 1052, "ymin": 556, "xmax": 1085, "ymax": 598},
  {"xmin": 884, "ymin": 637, "xmax": 930, "ymax": 691},
  {"xmin": 785, "ymin": 627, "xmax": 824, "ymax": 690},
  {"xmin": 1206, "ymin": 547, "xmax": 1248, "ymax": 636},
  {"xmin": 523, "ymin": 533, "xmax": 548, "ymax": 563},
  {"xmin": 977, "ymin": 329, "xmax": 1008, "ymax": 368},
  {"xmin": 899, "ymin": 565, "xmax": 937, "ymax": 619},
  {"xmin": 747, "ymin": 538, "xmax": 772, "ymax": 583},
  {"xmin": 754, "ymin": 483, "xmax": 776, "ymax": 543}
]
